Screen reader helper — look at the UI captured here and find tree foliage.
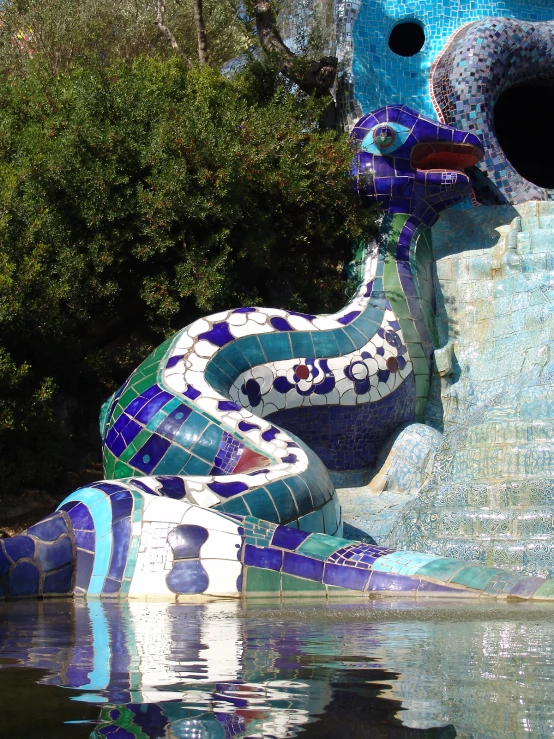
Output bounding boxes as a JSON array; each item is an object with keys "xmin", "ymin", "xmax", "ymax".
[
  {"xmin": 0, "ymin": 0, "xmax": 250, "ymax": 75},
  {"xmin": 0, "ymin": 57, "xmax": 376, "ymax": 495}
]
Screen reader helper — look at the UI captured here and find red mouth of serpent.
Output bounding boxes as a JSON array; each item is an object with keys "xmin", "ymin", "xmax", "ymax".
[{"xmin": 411, "ymin": 142, "xmax": 484, "ymax": 171}]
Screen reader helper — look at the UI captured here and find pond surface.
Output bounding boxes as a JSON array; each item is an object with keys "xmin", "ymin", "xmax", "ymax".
[{"xmin": 1, "ymin": 598, "xmax": 554, "ymax": 738}]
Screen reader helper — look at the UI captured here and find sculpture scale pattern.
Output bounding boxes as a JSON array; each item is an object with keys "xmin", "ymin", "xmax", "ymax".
[{"xmin": 3, "ymin": 106, "xmax": 554, "ymax": 602}]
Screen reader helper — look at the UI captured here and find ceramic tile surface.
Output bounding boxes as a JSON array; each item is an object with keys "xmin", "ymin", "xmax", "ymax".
[{"xmin": 5, "ymin": 0, "xmax": 554, "ymax": 600}]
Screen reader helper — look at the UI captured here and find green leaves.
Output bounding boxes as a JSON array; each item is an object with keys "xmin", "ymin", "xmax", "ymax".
[{"xmin": 0, "ymin": 57, "xmax": 377, "ymax": 495}]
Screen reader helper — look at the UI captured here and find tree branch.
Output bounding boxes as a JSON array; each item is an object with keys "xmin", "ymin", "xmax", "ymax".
[
  {"xmin": 252, "ymin": 1, "xmax": 337, "ymax": 97},
  {"xmin": 155, "ymin": 0, "xmax": 180, "ymax": 52}
]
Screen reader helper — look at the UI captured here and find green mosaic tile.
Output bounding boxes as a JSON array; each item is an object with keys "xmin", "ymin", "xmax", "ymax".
[
  {"xmin": 153, "ymin": 446, "xmax": 191, "ymax": 474},
  {"xmin": 342, "ymin": 323, "xmax": 368, "ymax": 349},
  {"xmin": 265, "ymin": 480, "xmax": 298, "ymax": 523},
  {"xmin": 290, "ymin": 331, "xmax": 315, "ymax": 359},
  {"xmin": 296, "ymin": 509, "xmax": 324, "ymax": 533},
  {"xmin": 296, "ymin": 533, "xmax": 350, "ymax": 561},
  {"xmin": 483, "ymin": 574, "xmax": 524, "ymax": 598},
  {"xmin": 244, "ymin": 489, "xmax": 279, "ymax": 523},
  {"xmin": 351, "ymin": 315, "xmax": 380, "ymax": 340},
  {"xmin": 412, "ymin": 357, "xmax": 430, "ymax": 376},
  {"xmin": 405, "ymin": 341, "xmax": 425, "ymax": 358},
  {"xmin": 242, "ymin": 517, "xmax": 275, "ymax": 546},
  {"xmin": 281, "ymin": 574, "xmax": 327, "ymax": 594},
  {"xmin": 236, "ymin": 335, "xmax": 266, "ymax": 366},
  {"xmin": 218, "ymin": 343, "xmax": 250, "ymax": 375},
  {"xmin": 103, "ymin": 449, "xmax": 116, "ymax": 477},
  {"xmin": 119, "ymin": 430, "xmax": 152, "ymax": 461},
  {"xmin": 398, "ymin": 320, "xmax": 421, "ymax": 343},
  {"xmin": 312, "ymin": 331, "xmax": 340, "ymax": 358},
  {"xmin": 217, "ymin": 497, "xmax": 251, "ymax": 517},
  {"xmin": 132, "ymin": 374, "xmax": 159, "ymax": 395},
  {"xmin": 451, "ymin": 566, "xmax": 501, "ymax": 590},
  {"xmin": 259, "ymin": 332, "xmax": 293, "ymax": 362},
  {"xmin": 245, "ymin": 566, "xmax": 280, "ymax": 594},
  {"xmin": 183, "ymin": 456, "xmax": 211, "ymax": 475},
  {"xmin": 333, "ymin": 328, "xmax": 357, "ymax": 356},
  {"xmin": 416, "ymin": 558, "xmax": 466, "ymax": 582},
  {"xmin": 113, "ymin": 460, "xmax": 135, "ymax": 478},
  {"xmin": 191, "ymin": 424, "xmax": 224, "ymax": 462},
  {"xmin": 531, "ymin": 580, "xmax": 554, "ymax": 600},
  {"xmin": 206, "ymin": 352, "xmax": 235, "ymax": 381}
]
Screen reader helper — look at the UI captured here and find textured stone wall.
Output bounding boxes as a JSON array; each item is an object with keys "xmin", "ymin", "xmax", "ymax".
[{"xmin": 387, "ymin": 201, "xmax": 554, "ymax": 576}]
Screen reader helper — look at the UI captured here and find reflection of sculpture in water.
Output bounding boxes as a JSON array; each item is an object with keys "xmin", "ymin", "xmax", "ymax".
[
  {"xmin": 0, "ymin": 599, "xmax": 456, "ymax": 737},
  {"xmin": 2, "ymin": 106, "xmax": 554, "ymax": 601},
  {"xmin": 2, "ymin": 598, "xmax": 553, "ymax": 738}
]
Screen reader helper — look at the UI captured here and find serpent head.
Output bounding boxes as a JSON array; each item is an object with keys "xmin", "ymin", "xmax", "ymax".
[{"xmin": 351, "ymin": 105, "xmax": 483, "ymax": 226}]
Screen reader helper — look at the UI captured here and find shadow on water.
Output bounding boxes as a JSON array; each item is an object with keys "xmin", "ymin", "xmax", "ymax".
[
  {"xmin": 2, "ymin": 598, "xmax": 554, "ymax": 738},
  {"xmin": 0, "ymin": 664, "xmax": 100, "ymax": 738}
]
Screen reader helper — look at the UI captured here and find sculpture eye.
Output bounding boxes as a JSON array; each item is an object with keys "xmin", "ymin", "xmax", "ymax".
[{"xmin": 361, "ymin": 122, "xmax": 411, "ymax": 155}]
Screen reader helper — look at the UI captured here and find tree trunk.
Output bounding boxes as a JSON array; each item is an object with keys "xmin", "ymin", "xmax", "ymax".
[
  {"xmin": 155, "ymin": 0, "xmax": 181, "ymax": 52},
  {"xmin": 193, "ymin": 0, "xmax": 209, "ymax": 65},
  {"xmin": 252, "ymin": 0, "xmax": 337, "ymax": 127}
]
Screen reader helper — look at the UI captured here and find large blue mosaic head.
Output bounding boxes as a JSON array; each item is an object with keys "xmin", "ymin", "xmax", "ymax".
[
  {"xmin": 350, "ymin": 106, "xmax": 483, "ymax": 226},
  {"xmin": 340, "ymin": 1, "xmax": 554, "ymax": 203}
]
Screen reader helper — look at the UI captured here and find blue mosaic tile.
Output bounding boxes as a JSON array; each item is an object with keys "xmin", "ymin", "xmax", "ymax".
[
  {"xmin": 244, "ymin": 544, "xmax": 283, "ymax": 571},
  {"xmin": 8, "ymin": 561, "xmax": 40, "ymax": 596},
  {"xmin": 43, "ymin": 565, "xmax": 73, "ymax": 594},
  {"xmin": 168, "ymin": 525, "xmax": 209, "ymax": 559},
  {"xmin": 166, "ymin": 560, "xmax": 209, "ymax": 594},
  {"xmin": 282, "ymin": 552, "xmax": 324, "ymax": 582},
  {"xmin": 26, "ymin": 513, "xmax": 69, "ymax": 542}
]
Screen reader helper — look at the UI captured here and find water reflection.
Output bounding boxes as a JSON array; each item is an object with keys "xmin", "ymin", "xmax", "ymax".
[{"xmin": 1, "ymin": 599, "xmax": 554, "ymax": 737}]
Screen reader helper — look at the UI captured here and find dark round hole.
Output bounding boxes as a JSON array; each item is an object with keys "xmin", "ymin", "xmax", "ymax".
[
  {"xmin": 494, "ymin": 83, "xmax": 554, "ymax": 189},
  {"xmin": 388, "ymin": 22, "xmax": 425, "ymax": 57}
]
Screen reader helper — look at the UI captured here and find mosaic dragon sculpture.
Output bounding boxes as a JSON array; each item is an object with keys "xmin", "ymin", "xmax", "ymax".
[{"xmin": 2, "ymin": 107, "xmax": 554, "ymax": 602}]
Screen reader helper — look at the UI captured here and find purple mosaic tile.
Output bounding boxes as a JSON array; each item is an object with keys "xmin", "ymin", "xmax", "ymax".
[
  {"xmin": 134, "ymin": 391, "xmax": 173, "ymax": 425},
  {"xmin": 130, "ymin": 434, "xmax": 171, "ymax": 474},
  {"xmin": 271, "ymin": 526, "xmax": 311, "ymax": 551},
  {"xmin": 157, "ymin": 476, "xmax": 187, "ymax": 499},
  {"xmin": 417, "ymin": 581, "xmax": 470, "ymax": 595},
  {"xmin": 183, "ymin": 385, "xmax": 201, "ymax": 400},
  {"xmin": 156, "ymin": 405, "xmax": 192, "ymax": 440},
  {"xmin": 244, "ymin": 544, "xmax": 283, "ymax": 571},
  {"xmin": 110, "ymin": 491, "xmax": 133, "ymax": 523},
  {"xmin": 207, "ymin": 480, "xmax": 248, "ymax": 498},
  {"xmin": 106, "ymin": 517, "xmax": 132, "ymax": 585},
  {"xmin": 432, "ymin": 18, "xmax": 554, "ymax": 204},
  {"xmin": 198, "ymin": 321, "xmax": 235, "ymax": 347},
  {"xmin": 367, "ymin": 571, "xmax": 420, "ymax": 593},
  {"xmin": 508, "ymin": 577, "xmax": 548, "ymax": 599},
  {"xmin": 323, "ymin": 563, "xmax": 371, "ymax": 591},
  {"xmin": 267, "ymin": 375, "xmax": 415, "ymax": 470},
  {"xmin": 75, "ymin": 549, "xmax": 94, "ymax": 591},
  {"xmin": 282, "ymin": 552, "xmax": 324, "ymax": 582},
  {"xmin": 74, "ymin": 529, "xmax": 95, "ymax": 552}
]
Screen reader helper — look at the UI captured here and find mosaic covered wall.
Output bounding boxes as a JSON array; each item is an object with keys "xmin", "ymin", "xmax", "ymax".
[
  {"xmin": 346, "ymin": 0, "xmax": 554, "ymax": 120},
  {"xmin": 334, "ymin": 0, "xmax": 554, "ymax": 575}
]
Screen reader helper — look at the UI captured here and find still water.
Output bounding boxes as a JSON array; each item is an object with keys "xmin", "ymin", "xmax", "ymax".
[{"xmin": 1, "ymin": 598, "xmax": 554, "ymax": 738}]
